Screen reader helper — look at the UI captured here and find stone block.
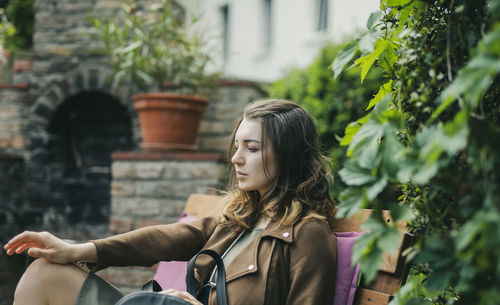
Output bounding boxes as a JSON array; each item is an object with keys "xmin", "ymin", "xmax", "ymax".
[
  {"xmin": 11, "ymin": 136, "xmax": 25, "ymax": 149},
  {"xmin": 160, "ymin": 199, "xmax": 188, "ymax": 217},
  {"xmin": 109, "ymin": 217, "xmax": 133, "ymax": 233},
  {"xmin": 9, "ymin": 122, "xmax": 22, "ymax": 133},
  {"xmin": 112, "ymin": 197, "xmax": 161, "ymax": 217},
  {"xmin": 135, "ymin": 161, "xmax": 164, "ymax": 179},
  {"xmin": 60, "ymin": 2, "xmax": 93, "ymax": 12},
  {"xmin": 135, "ymin": 181, "xmax": 192, "ymax": 198},
  {"xmin": 187, "ymin": 162, "xmax": 222, "ymax": 179},
  {"xmin": 33, "ymin": 102, "xmax": 54, "ymax": 120},
  {"xmin": 111, "ymin": 162, "xmax": 136, "ymax": 178},
  {"xmin": 95, "ymin": 1, "xmax": 126, "ymax": 11},
  {"xmin": 0, "ymin": 137, "xmax": 10, "ymax": 148},
  {"xmin": 199, "ymin": 120, "xmax": 226, "ymax": 134},
  {"xmin": 161, "ymin": 162, "xmax": 182, "ymax": 179},
  {"xmin": 193, "ymin": 181, "xmax": 221, "ymax": 194},
  {"xmin": 198, "ymin": 136, "xmax": 230, "ymax": 153},
  {"xmin": 110, "ymin": 181, "xmax": 134, "ymax": 196}
]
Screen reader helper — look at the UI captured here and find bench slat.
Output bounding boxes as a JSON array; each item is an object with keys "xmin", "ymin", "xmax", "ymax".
[
  {"xmin": 354, "ymin": 288, "xmax": 391, "ymax": 305},
  {"xmin": 183, "ymin": 193, "xmax": 224, "ymax": 218},
  {"xmin": 332, "ymin": 209, "xmax": 407, "ymax": 274}
]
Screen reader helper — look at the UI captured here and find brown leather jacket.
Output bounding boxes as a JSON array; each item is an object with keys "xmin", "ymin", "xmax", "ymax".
[{"xmin": 92, "ymin": 216, "xmax": 337, "ymax": 305}]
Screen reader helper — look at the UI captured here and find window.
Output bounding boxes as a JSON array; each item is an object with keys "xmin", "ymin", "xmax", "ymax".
[
  {"xmin": 316, "ymin": 0, "xmax": 328, "ymax": 32},
  {"xmin": 220, "ymin": 4, "xmax": 230, "ymax": 61},
  {"xmin": 263, "ymin": 0, "xmax": 273, "ymax": 49}
]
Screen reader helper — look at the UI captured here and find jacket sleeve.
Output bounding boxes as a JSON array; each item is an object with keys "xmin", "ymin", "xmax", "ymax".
[
  {"xmin": 89, "ymin": 216, "xmax": 220, "ymax": 271},
  {"xmin": 286, "ymin": 219, "xmax": 337, "ymax": 305}
]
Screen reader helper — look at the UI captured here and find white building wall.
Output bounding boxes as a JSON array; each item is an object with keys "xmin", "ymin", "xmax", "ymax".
[{"xmin": 180, "ymin": 0, "xmax": 379, "ymax": 83}]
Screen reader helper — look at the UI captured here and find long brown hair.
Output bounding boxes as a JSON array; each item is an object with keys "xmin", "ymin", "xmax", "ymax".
[{"xmin": 222, "ymin": 99, "xmax": 334, "ymax": 230}]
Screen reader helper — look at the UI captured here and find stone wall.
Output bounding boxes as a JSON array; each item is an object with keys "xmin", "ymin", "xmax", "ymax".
[
  {"xmin": 98, "ymin": 151, "xmax": 224, "ymax": 292},
  {"xmin": 0, "ymin": 154, "xmax": 26, "ymax": 305}
]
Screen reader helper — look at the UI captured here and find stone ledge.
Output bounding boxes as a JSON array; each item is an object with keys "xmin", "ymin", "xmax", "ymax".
[
  {"xmin": 0, "ymin": 153, "xmax": 23, "ymax": 160},
  {"xmin": 0, "ymin": 83, "xmax": 30, "ymax": 90},
  {"xmin": 111, "ymin": 151, "xmax": 223, "ymax": 161}
]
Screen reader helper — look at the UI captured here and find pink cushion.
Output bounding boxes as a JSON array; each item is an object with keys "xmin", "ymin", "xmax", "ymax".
[
  {"xmin": 152, "ymin": 213, "xmax": 198, "ymax": 290},
  {"xmin": 333, "ymin": 232, "xmax": 362, "ymax": 305}
]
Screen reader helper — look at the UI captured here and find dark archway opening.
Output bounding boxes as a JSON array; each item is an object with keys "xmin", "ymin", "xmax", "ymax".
[{"xmin": 47, "ymin": 91, "xmax": 133, "ymax": 226}]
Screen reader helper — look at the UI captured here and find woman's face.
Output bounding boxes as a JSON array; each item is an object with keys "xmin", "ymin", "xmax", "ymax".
[{"xmin": 231, "ymin": 118, "xmax": 277, "ymax": 195}]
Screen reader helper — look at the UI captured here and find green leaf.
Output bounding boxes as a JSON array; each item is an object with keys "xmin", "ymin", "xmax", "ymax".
[
  {"xmin": 332, "ymin": 39, "xmax": 359, "ymax": 79},
  {"xmin": 380, "ymin": 130, "xmax": 404, "ymax": 177},
  {"xmin": 359, "ymin": 30, "xmax": 379, "ymax": 54},
  {"xmin": 347, "ymin": 122, "xmax": 383, "ymax": 164},
  {"xmin": 352, "ymin": 233, "xmax": 376, "ymax": 262},
  {"xmin": 355, "ymin": 39, "xmax": 389, "ymax": 83},
  {"xmin": 367, "ymin": 81, "xmax": 393, "ymax": 110},
  {"xmin": 393, "ymin": 4, "xmax": 413, "ymax": 38},
  {"xmin": 339, "ymin": 161, "xmax": 376, "ymax": 185},
  {"xmin": 366, "ymin": 11, "xmax": 383, "ymax": 29},
  {"xmin": 352, "ymin": 231, "xmax": 384, "ymax": 282},
  {"xmin": 378, "ymin": 41, "xmax": 397, "ymax": 74},
  {"xmin": 337, "ymin": 187, "xmax": 367, "ymax": 218},
  {"xmin": 366, "ymin": 175, "xmax": 388, "ymax": 200},
  {"xmin": 378, "ymin": 226, "xmax": 402, "ymax": 254},
  {"xmin": 385, "ymin": 0, "xmax": 413, "ymax": 6},
  {"xmin": 115, "ymin": 40, "xmax": 142, "ymax": 54},
  {"xmin": 340, "ymin": 122, "xmax": 361, "ymax": 146},
  {"xmin": 389, "ymin": 204, "xmax": 413, "ymax": 222}
]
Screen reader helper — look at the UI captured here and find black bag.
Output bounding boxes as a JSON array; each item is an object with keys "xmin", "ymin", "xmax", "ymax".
[{"xmin": 115, "ymin": 249, "xmax": 228, "ymax": 305}]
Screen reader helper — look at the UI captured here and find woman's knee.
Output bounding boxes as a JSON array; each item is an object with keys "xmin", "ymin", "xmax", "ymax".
[{"xmin": 14, "ymin": 258, "xmax": 87, "ymax": 305}]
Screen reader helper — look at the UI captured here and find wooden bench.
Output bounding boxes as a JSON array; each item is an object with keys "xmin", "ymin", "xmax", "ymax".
[{"xmin": 182, "ymin": 194, "xmax": 412, "ymax": 305}]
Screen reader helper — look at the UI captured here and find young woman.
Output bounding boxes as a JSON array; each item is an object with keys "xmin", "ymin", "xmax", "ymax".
[{"xmin": 4, "ymin": 99, "xmax": 337, "ymax": 305}]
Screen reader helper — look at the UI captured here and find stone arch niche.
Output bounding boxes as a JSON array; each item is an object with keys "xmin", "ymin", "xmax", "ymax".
[
  {"xmin": 24, "ymin": 67, "xmax": 138, "ymax": 238},
  {"xmin": 47, "ymin": 91, "xmax": 133, "ymax": 225}
]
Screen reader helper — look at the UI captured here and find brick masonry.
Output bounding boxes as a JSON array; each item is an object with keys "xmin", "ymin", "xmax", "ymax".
[{"xmin": 0, "ymin": 0, "xmax": 266, "ymax": 301}]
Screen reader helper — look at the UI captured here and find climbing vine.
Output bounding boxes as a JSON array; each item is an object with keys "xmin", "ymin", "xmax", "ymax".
[{"xmin": 332, "ymin": 0, "xmax": 500, "ymax": 304}]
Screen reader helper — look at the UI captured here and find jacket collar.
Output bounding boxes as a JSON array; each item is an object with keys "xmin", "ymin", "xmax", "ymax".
[{"xmin": 259, "ymin": 217, "xmax": 294, "ymax": 243}]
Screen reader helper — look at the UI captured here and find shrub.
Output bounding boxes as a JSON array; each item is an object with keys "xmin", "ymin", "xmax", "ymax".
[
  {"xmin": 270, "ymin": 43, "xmax": 382, "ymax": 196},
  {"xmin": 333, "ymin": 0, "xmax": 500, "ymax": 303}
]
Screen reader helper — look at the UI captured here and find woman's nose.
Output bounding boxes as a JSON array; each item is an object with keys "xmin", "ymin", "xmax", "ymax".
[{"xmin": 231, "ymin": 149, "xmax": 244, "ymax": 165}]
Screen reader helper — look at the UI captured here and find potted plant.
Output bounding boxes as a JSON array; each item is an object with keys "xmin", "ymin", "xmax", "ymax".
[{"xmin": 91, "ymin": 0, "xmax": 217, "ymax": 151}]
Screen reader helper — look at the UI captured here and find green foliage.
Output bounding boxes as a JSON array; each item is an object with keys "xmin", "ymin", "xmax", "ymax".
[
  {"xmin": 90, "ymin": 0, "xmax": 217, "ymax": 92},
  {"xmin": 0, "ymin": 7, "xmax": 14, "ymax": 51},
  {"xmin": 333, "ymin": 0, "xmax": 500, "ymax": 303},
  {"xmin": 4, "ymin": 0, "xmax": 34, "ymax": 50},
  {"xmin": 270, "ymin": 43, "xmax": 383, "ymax": 195}
]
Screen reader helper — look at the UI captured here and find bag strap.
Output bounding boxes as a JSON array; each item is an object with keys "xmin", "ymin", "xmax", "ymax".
[{"xmin": 186, "ymin": 249, "xmax": 228, "ymax": 305}]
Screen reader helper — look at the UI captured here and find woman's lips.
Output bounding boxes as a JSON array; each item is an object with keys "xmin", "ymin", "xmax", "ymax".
[{"xmin": 236, "ymin": 171, "xmax": 247, "ymax": 179}]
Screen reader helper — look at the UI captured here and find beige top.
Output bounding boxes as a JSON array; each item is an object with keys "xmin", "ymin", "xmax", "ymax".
[{"xmin": 210, "ymin": 227, "xmax": 264, "ymax": 282}]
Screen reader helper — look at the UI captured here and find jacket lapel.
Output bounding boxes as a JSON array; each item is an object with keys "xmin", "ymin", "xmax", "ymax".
[{"xmin": 225, "ymin": 219, "xmax": 294, "ymax": 282}]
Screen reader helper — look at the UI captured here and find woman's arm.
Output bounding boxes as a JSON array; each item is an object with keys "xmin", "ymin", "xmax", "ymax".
[
  {"xmin": 286, "ymin": 219, "xmax": 337, "ymax": 305},
  {"xmin": 4, "ymin": 231, "xmax": 97, "ymax": 264},
  {"xmin": 90, "ymin": 216, "xmax": 220, "ymax": 270}
]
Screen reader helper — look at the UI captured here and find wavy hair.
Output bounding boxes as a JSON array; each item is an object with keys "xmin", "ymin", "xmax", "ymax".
[{"xmin": 222, "ymin": 99, "xmax": 335, "ymax": 231}]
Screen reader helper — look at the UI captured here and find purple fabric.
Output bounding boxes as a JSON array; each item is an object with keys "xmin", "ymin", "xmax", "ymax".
[
  {"xmin": 333, "ymin": 232, "xmax": 362, "ymax": 305},
  {"xmin": 152, "ymin": 213, "xmax": 198, "ymax": 290}
]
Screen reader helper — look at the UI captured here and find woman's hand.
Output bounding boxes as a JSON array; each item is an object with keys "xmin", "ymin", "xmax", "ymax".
[
  {"xmin": 3, "ymin": 231, "xmax": 97, "ymax": 264},
  {"xmin": 159, "ymin": 289, "xmax": 203, "ymax": 305}
]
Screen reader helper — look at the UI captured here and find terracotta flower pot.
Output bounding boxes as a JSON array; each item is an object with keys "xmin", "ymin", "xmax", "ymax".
[{"xmin": 132, "ymin": 92, "xmax": 209, "ymax": 152}]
